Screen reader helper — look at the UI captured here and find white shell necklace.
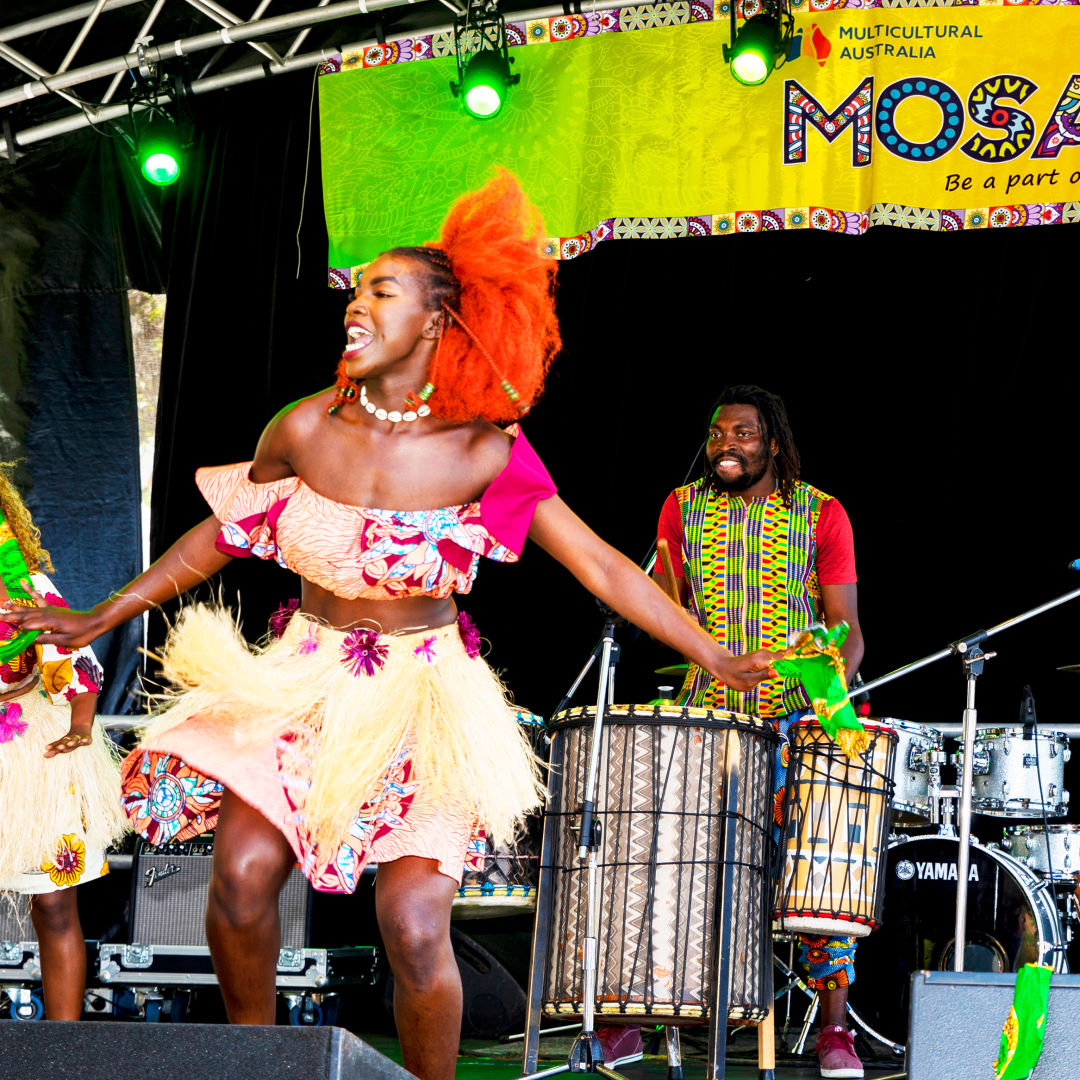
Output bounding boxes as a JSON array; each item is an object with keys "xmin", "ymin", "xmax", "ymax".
[{"xmin": 360, "ymin": 383, "xmax": 431, "ymax": 423}]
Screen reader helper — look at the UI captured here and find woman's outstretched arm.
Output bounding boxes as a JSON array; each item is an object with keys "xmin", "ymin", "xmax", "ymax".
[
  {"xmin": 528, "ymin": 496, "xmax": 774, "ymax": 692},
  {"xmin": 0, "ymin": 516, "xmax": 232, "ymax": 649}
]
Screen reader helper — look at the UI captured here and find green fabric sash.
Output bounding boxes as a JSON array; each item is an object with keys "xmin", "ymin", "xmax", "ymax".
[
  {"xmin": 0, "ymin": 508, "xmax": 40, "ymax": 665},
  {"xmin": 995, "ymin": 964, "xmax": 1052, "ymax": 1080}
]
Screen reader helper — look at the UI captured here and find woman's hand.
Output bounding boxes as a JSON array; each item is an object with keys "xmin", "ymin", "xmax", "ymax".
[
  {"xmin": 43, "ymin": 725, "xmax": 93, "ymax": 757},
  {"xmin": 711, "ymin": 648, "xmax": 777, "ymax": 692},
  {"xmin": 45, "ymin": 687, "xmax": 100, "ymax": 758},
  {"xmin": 0, "ymin": 579, "xmax": 105, "ymax": 649}
]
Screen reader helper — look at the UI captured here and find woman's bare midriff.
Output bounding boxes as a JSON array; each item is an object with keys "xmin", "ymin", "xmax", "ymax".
[{"xmin": 300, "ymin": 579, "xmax": 458, "ymax": 635}]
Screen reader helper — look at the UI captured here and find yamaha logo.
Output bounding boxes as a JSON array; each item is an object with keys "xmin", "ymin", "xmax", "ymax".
[{"xmin": 894, "ymin": 859, "xmax": 980, "ymax": 883}]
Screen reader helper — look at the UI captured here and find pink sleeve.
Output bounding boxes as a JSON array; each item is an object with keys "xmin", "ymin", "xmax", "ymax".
[
  {"xmin": 657, "ymin": 492, "xmax": 685, "ymax": 578},
  {"xmin": 478, "ymin": 425, "xmax": 557, "ymax": 556},
  {"xmin": 816, "ymin": 499, "xmax": 857, "ymax": 584},
  {"xmin": 195, "ymin": 462, "xmax": 300, "ymax": 561}
]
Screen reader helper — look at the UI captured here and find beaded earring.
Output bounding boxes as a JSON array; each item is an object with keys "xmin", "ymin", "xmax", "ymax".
[{"xmin": 326, "ymin": 358, "xmax": 362, "ymax": 416}]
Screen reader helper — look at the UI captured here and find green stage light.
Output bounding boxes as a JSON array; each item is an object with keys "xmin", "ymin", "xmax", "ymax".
[
  {"xmin": 459, "ymin": 50, "xmax": 514, "ymax": 119},
  {"xmin": 450, "ymin": 5, "xmax": 520, "ymax": 120},
  {"xmin": 726, "ymin": 14, "xmax": 780, "ymax": 86},
  {"xmin": 137, "ymin": 118, "xmax": 182, "ymax": 186}
]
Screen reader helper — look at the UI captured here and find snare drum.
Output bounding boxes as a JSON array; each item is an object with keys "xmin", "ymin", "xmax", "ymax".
[
  {"xmin": 1001, "ymin": 824, "xmax": 1080, "ymax": 882},
  {"xmin": 540, "ymin": 704, "xmax": 777, "ymax": 1022},
  {"xmin": 879, "ymin": 718, "xmax": 943, "ymax": 821},
  {"xmin": 960, "ymin": 728, "xmax": 1071, "ymax": 818},
  {"xmin": 774, "ymin": 719, "xmax": 897, "ymax": 938},
  {"xmin": 453, "ymin": 710, "xmax": 546, "ymax": 918}
]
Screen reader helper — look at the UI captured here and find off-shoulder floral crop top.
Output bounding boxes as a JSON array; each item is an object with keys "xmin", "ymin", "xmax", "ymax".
[{"xmin": 196, "ymin": 424, "xmax": 557, "ymax": 601}]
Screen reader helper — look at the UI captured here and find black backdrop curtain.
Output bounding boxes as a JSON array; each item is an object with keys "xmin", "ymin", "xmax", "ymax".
[
  {"xmin": 153, "ymin": 70, "xmax": 1080, "ymax": 767},
  {"xmin": 0, "ymin": 129, "xmax": 161, "ymax": 714}
]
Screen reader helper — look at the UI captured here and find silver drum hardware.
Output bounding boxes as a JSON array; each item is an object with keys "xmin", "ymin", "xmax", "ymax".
[
  {"xmin": 954, "ymin": 728, "xmax": 1070, "ymax": 818},
  {"xmin": 1001, "ymin": 824, "xmax": 1080, "ymax": 882},
  {"xmin": 882, "ymin": 718, "xmax": 944, "ymax": 821}
]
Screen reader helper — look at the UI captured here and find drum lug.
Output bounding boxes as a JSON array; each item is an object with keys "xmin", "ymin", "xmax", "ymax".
[{"xmin": 908, "ymin": 742, "xmax": 929, "ymax": 773}]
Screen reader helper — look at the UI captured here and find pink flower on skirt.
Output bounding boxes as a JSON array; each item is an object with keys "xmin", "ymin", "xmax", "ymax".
[
  {"xmin": 269, "ymin": 598, "xmax": 300, "ymax": 639},
  {"xmin": 413, "ymin": 636, "xmax": 437, "ymax": 663},
  {"xmin": 457, "ymin": 611, "xmax": 481, "ymax": 659},
  {"xmin": 0, "ymin": 701, "xmax": 27, "ymax": 743},
  {"xmin": 341, "ymin": 628, "xmax": 388, "ymax": 676}
]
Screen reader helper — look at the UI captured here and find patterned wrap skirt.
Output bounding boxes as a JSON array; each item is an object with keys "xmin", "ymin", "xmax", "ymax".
[
  {"xmin": 0, "ymin": 690, "xmax": 127, "ymax": 894},
  {"xmin": 119, "ymin": 605, "xmax": 544, "ymax": 894}
]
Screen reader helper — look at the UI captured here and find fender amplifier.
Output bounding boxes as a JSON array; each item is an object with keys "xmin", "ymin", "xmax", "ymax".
[{"xmin": 131, "ymin": 836, "xmax": 311, "ymax": 948}]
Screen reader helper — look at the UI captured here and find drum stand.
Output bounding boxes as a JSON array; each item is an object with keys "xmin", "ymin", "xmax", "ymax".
[
  {"xmin": 520, "ymin": 615, "xmax": 639, "ymax": 1079},
  {"xmin": 853, "ymin": 582, "xmax": 1080, "ymax": 971},
  {"xmin": 772, "ymin": 952, "xmax": 903, "ymax": 1057}
]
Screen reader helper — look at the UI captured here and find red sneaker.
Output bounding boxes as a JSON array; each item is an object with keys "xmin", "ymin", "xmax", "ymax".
[
  {"xmin": 595, "ymin": 1024, "xmax": 644, "ymax": 1065},
  {"xmin": 816, "ymin": 1024, "xmax": 864, "ymax": 1079}
]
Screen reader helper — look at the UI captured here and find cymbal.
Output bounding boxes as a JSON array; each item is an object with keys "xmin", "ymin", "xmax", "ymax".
[
  {"xmin": 655, "ymin": 663, "xmax": 689, "ymax": 676},
  {"xmin": 1057, "ymin": 664, "xmax": 1080, "ymax": 673}
]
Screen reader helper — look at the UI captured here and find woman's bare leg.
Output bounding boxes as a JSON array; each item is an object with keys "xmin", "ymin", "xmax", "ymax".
[
  {"xmin": 29, "ymin": 887, "xmax": 85, "ymax": 1020},
  {"xmin": 204, "ymin": 788, "xmax": 295, "ymax": 1023},
  {"xmin": 375, "ymin": 857, "xmax": 461, "ymax": 1080}
]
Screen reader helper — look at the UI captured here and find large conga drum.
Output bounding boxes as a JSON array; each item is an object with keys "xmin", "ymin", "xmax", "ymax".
[
  {"xmin": 774, "ymin": 719, "xmax": 897, "ymax": 937},
  {"xmin": 541, "ymin": 704, "xmax": 777, "ymax": 1022}
]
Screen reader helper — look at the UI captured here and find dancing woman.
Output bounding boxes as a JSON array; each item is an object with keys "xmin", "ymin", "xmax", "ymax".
[
  {"xmin": 0, "ymin": 470, "xmax": 126, "ymax": 1019},
  {"xmin": 1, "ymin": 172, "xmax": 772, "ymax": 1078}
]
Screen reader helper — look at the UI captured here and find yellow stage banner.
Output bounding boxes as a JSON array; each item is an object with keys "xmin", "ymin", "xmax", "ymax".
[{"xmin": 318, "ymin": 3, "xmax": 1080, "ymax": 280}]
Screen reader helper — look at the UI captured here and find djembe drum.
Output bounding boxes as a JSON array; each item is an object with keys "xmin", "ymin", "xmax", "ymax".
[
  {"xmin": 541, "ymin": 704, "xmax": 778, "ymax": 1022},
  {"xmin": 774, "ymin": 719, "xmax": 897, "ymax": 936}
]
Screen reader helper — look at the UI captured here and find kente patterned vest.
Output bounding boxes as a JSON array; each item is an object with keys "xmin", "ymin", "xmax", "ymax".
[{"xmin": 675, "ymin": 479, "xmax": 833, "ymax": 719}]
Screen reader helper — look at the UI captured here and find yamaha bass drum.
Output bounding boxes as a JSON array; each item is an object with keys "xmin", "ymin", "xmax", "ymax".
[{"xmin": 847, "ymin": 832, "xmax": 1068, "ymax": 1047}]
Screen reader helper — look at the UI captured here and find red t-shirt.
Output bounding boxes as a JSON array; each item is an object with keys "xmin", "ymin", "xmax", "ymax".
[{"xmin": 656, "ymin": 490, "xmax": 857, "ymax": 584}]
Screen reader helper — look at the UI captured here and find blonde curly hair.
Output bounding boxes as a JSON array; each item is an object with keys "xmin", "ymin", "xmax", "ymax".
[{"xmin": 0, "ymin": 465, "xmax": 53, "ymax": 574}]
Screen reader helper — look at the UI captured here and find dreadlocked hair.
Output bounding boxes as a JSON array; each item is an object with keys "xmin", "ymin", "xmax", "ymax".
[
  {"xmin": 705, "ymin": 385, "xmax": 801, "ymax": 507},
  {"xmin": 0, "ymin": 465, "xmax": 53, "ymax": 573},
  {"xmin": 388, "ymin": 169, "xmax": 560, "ymax": 424}
]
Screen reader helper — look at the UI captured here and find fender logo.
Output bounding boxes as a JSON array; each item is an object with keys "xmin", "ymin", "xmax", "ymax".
[{"xmin": 144, "ymin": 863, "xmax": 181, "ymax": 888}]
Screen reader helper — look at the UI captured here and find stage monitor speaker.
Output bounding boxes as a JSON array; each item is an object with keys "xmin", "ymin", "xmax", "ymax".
[
  {"xmin": 907, "ymin": 970, "xmax": 1080, "ymax": 1080},
  {"xmin": 131, "ymin": 836, "xmax": 311, "ymax": 948},
  {"xmin": 0, "ymin": 1022, "xmax": 413, "ymax": 1080}
]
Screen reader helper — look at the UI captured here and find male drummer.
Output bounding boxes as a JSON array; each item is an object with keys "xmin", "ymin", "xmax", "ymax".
[{"xmin": 654, "ymin": 384, "xmax": 865, "ymax": 1079}]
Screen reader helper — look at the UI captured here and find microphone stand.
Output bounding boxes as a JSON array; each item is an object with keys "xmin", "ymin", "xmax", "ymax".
[{"xmin": 844, "ymin": 582, "xmax": 1080, "ymax": 971}]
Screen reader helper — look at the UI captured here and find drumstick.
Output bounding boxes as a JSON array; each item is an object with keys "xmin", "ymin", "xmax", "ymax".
[{"xmin": 657, "ymin": 539, "xmax": 680, "ymax": 605}]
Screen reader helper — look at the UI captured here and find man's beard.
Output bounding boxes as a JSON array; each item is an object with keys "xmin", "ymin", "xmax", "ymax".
[{"xmin": 705, "ymin": 453, "xmax": 771, "ymax": 492}]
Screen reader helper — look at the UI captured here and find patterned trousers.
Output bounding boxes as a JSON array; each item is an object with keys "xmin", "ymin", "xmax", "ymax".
[{"xmin": 775, "ymin": 710, "xmax": 857, "ymax": 992}]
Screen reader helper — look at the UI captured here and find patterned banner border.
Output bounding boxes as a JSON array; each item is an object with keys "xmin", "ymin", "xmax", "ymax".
[
  {"xmin": 328, "ymin": 201, "xmax": 1078, "ymax": 286},
  {"xmin": 315, "ymin": 0, "xmax": 1080, "ymax": 77}
]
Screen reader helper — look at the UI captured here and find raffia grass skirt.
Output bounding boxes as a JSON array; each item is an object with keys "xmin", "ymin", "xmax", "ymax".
[
  {"xmin": 0, "ymin": 690, "xmax": 127, "ymax": 894},
  {"xmin": 119, "ymin": 605, "xmax": 545, "ymax": 893}
]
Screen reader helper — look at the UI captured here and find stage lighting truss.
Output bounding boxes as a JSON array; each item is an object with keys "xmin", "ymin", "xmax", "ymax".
[
  {"xmin": 124, "ymin": 49, "xmax": 190, "ymax": 187},
  {"xmin": 722, "ymin": 0, "xmax": 796, "ymax": 86},
  {"xmin": 449, "ymin": 0, "xmax": 520, "ymax": 119}
]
